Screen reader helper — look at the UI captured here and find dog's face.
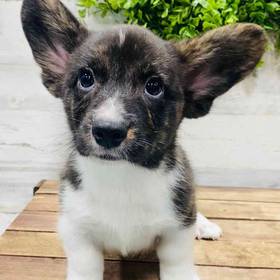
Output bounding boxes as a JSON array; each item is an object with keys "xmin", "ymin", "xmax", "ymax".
[
  {"xmin": 63, "ymin": 27, "xmax": 184, "ymax": 166},
  {"xmin": 21, "ymin": 0, "xmax": 266, "ymax": 167}
]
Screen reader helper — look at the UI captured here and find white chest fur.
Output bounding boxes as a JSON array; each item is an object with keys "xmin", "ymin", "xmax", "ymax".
[{"xmin": 60, "ymin": 155, "xmax": 180, "ymax": 256}]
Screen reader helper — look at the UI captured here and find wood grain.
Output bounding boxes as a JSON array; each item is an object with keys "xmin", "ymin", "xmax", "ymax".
[
  {"xmin": 24, "ymin": 193, "xmax": 280, "ymax": 221},
  {"xmin": 211, "ymin": 219, "xmax": 280, "ymax": 243},
  {"xmin": 197, "ymin": 186, "xmax": 280, "ymax": 203},
  {"xmin": 36, "ymin": 181, "xmax": 280, "ymax": 203},
  {"xmin": 8, "ymin": 212, "xmax": 280, "ymax": 243},
  {"xmin": 8, "ymin": 211, "xmax": 58, "ymax": 232},
  {"xmin": 0, "ymin": 256, "xmax": 66, "ymax": 280},
  {"xmin": 197, "ymin": 200, "xmax": 280, "ymax": 221},
  {"xmin": 35, "ymin": 180, "xmax": 59, "ymax": 195},
  {"xmin": 197, "ymin": 266, "xmax": 280, "ymax": 280},
  {"xmin": 25, "ymin": 195, "xmax": 59, "ymax": 212},
  {"xmin": 1, "ymin": 256, "xmax": 280, "ymax": 280},
  {"xmin": 0, "ymin": 231, "xmax": 65, "ymax": 258},
  {"xmin": 195, "ymin": 240, "xmax": 280, "ymax": 268},
  {"xmin": 2, "ymin": 180, "xmax": 280, "ymax": 279},
  {"xmin": 2, "ymin": 231, "xmax": 280, "ymax": 269}
]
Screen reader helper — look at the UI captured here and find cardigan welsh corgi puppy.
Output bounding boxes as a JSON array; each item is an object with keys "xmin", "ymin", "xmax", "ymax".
[{"xmin": 21, "ymin": 1, "xmax": 266, "ymax": 279}]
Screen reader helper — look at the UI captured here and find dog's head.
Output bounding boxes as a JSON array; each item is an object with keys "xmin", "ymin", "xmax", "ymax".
[{"xmin": 21, "ymin": 0, "xmax": 266, "ymax": 167}]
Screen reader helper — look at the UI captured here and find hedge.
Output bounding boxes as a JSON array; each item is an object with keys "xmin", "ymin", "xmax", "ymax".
[{"xmin": 78, "ymin": 0, "xmax": 280, "ymax": 49}]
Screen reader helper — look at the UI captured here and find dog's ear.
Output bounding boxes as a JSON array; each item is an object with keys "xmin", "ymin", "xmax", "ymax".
[
  {"xmin": 174, "ymin": 24, "xmax": 266, "ymax": 118},
  {"xmin": 21, "ymin": 0, "xmax": 88, "ymax": 97}
]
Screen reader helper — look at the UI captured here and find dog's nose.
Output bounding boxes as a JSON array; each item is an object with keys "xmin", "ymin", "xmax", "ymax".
[{"xmin": 92, "ymin": 125, "xmax": 128, "ymax": 149}]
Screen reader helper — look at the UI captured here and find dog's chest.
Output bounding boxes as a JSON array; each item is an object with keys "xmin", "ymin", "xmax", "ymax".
[{"xmin": 62, "ymin": 156, "xmax": 179, "ymax": 255}]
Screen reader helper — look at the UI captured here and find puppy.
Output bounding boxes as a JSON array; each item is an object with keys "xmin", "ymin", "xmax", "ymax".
[{"xmin": 21, "ymin": 1, "xmax": 266, "ymax": 279}]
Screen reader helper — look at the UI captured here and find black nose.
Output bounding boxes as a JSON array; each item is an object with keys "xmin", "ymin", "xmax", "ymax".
[{"xmin": 92, "ymin": 125, "xmax": 128, "ymax": 149}]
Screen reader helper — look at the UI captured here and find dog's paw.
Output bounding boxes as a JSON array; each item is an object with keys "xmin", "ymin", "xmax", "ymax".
[{"xmin": 196, "ymin": 212, "xmax": 222, "ymax": 240}]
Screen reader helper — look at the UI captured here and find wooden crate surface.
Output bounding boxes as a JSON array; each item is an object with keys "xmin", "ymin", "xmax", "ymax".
[{"xmin": 1, "ymin": 180, "xmax": 280, "ymax": 279}]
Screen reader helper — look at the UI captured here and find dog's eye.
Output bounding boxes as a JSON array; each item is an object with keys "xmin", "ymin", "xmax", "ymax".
[
  {"xmin": 78, "ymin": 68, "xmax": 95, "ymax": 91},
  {"xmin": 145, "ymin": 77, "xmax": 164, "ymax": 97}
]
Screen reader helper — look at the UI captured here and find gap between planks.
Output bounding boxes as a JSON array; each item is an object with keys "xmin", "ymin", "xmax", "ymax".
[
  {"xmin": 1, "ymin": 230, "xmax": 280, "ymax": 269},
  {"xmin": 23, "ymin": 193, "xmax": 280, "ymax": 221},
  {"xmin": 1, "ymin": 255, "xmax": 280, "ymax": 280},
  {"xmin": 2, "ymin": 180, "xmax": 280, "ymax": 279},
  {"xmin": 7, "ymin": 211, "xmax": 280, "ymax": 244},
  {"xmin": 35, "ymin": 180, "xmax": 280, "ymax": 203}
]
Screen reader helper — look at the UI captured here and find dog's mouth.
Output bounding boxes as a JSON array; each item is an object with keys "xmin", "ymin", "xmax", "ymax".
[
  {"xmin": 93, "ymin": 149, "xmax": 123, "ymax": 161},
  {"xmin": 96, "ymin": 153, "xmax": 122, "ymax": 161},
  {"xmin": 91, "ymin": 143, "xmax": 128, "ymax": 161}
]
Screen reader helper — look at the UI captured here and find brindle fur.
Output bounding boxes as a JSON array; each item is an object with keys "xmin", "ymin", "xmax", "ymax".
[{"xmin": 21, "ymin": 0, "xmax": 266, "ymax": 230}]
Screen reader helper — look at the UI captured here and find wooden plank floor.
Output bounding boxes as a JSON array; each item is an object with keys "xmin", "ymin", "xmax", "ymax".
[{"xmin": 1, "ymin": 181, "xmax": 280, "ymax": 279}]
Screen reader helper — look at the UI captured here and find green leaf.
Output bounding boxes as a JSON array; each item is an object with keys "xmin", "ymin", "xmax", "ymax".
[
  {"xmin": 76, "ymin": 0, "xmax": 280, "ymax": 51},
  {"xmin": 225, "ymin": 14, "xmax": 238, "ymax": 24},
  {"xmin": 266, "ymin": 2, "xmax": 280, "ymax": 13},
  {"xmin": 162, "ymin": 7, "xmax": 169, "ymax": 18},
  {"xmin": 78, "ymin": 8, "xmax": 86, "ymax": 18},
  {"xmin": 123, "ymin": 1, "xmax": 134, "ymax": 9},
  {"xmin": 192, "ymin": 0, "xmax": 208, "ymax": 8},
  {"xmin": 107, "ymin": 0, "xmax": 120, "ymax": 10}
]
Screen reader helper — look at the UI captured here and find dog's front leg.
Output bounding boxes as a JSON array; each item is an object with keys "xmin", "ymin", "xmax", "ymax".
[
  {"xmin": 58, "ymin": 215, "xmax": 104, "ymax": 280},
  {"xmin": 157, "ymin": 225, "xmax": 200, "ymax": 280}
]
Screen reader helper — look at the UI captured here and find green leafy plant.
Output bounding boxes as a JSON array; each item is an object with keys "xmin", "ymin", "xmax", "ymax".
[{"xmin": 78, "ymin": 0, "xmax": 280, "ymax": 49}]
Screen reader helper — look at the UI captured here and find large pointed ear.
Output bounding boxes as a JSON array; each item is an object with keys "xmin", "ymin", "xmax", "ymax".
[
  {"xmin": 21, "ymin": 0, "xmax": 88, "ymax": 97},
  {"xmin": 174, "ymin": 24, "xmax": 266, "ymax": 118}
]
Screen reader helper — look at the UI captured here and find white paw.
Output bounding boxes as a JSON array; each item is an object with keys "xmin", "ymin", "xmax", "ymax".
[{"xmin": 196, "ymin": 213, "xmax": 222, "ymax": 240}]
